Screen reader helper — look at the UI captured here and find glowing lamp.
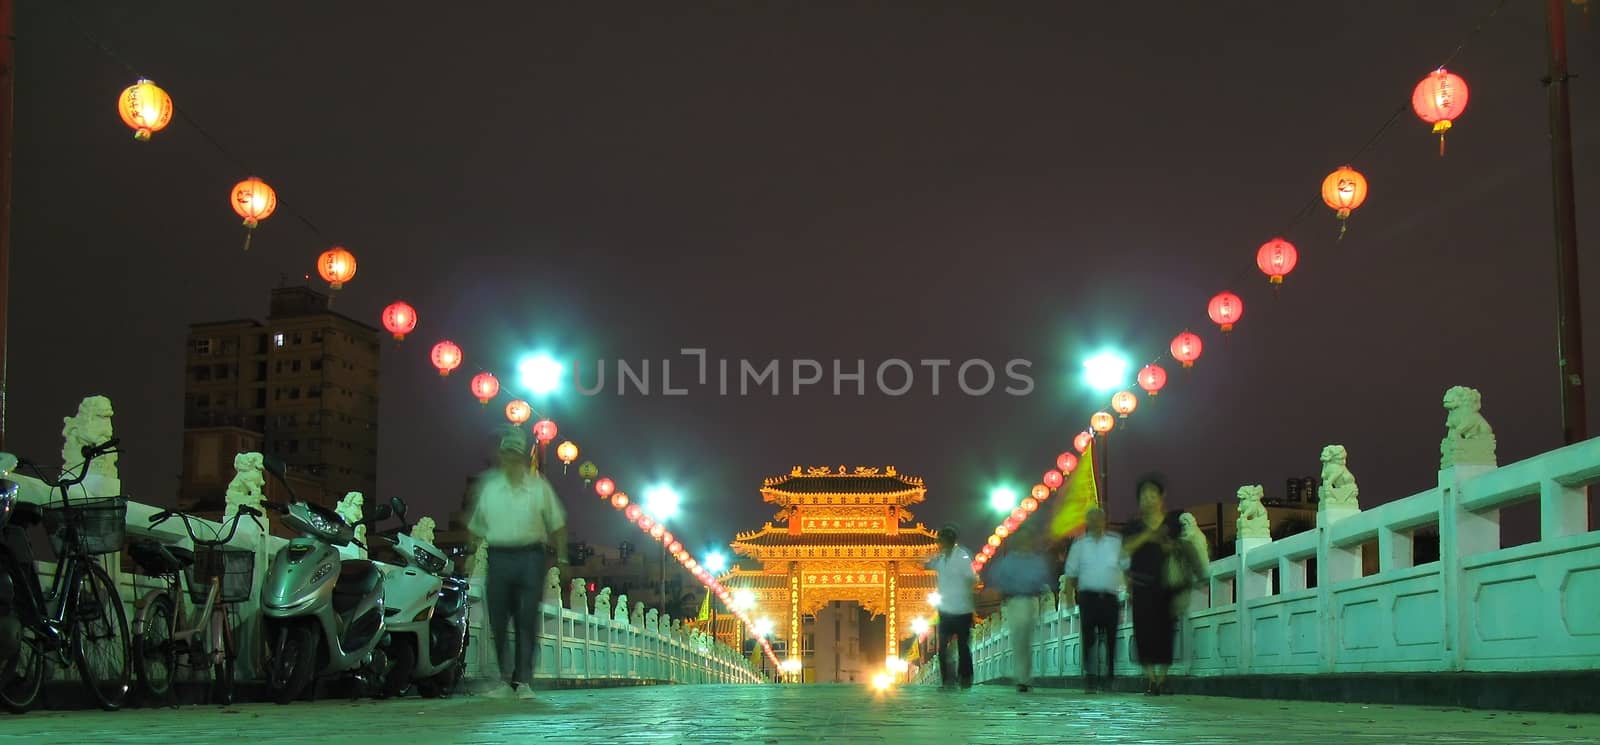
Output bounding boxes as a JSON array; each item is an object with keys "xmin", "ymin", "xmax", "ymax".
[
  {"xmin": 1412, "ymin": 68, "xmax": 1469, "ymax": 155},
  {"xmin": 1043, "ymin": 469, "xmax": 1063, "ymax": 489},
  {"xmin": 317, "ymin": 246, "xmax": 357, "ymax": 290},
  {"xmin": 1021, "ymin": 497, "xmax": 1039, "ymax": 513},
  {"xmin": 596, "ymin": 478, "xmax": 617, "ymax": 498},
  {"xmin": 1321, "ymin": 165, "xmax": 1368, "ymax": 234},
  {"xmin": 470, "ymin": 372, "xmax": 499, "ymax": 404},
  {"xmin": 987, "ymin": 535, "xmax": 1002, "ymax": 547},
  {"xmin": 1256, "ymin": 238, "xmax": 1298, "ymax": 285},
  {"xmin": 230, "ymin": 177, "xmax": 278, "ymax": 233},
  {"xmin": 533, "ymin": 419, "xmax": 559, "ymax": 444},
  {"xmin": 504, "ymin": 399, "xmax": 532, "ymax": 425},
  {"xmin": 1074, "ymin": 431, "xmax": 1093, "ymax": 454},
  {"xmin": 1031, "ymin": 484, "xmax": 1050, "ymax": 501},
  {"xmin": 624, "ymin": 504, "xmax": 642, "ymax": 521},
  {"xmin": 611, "ymin": 492, "xmax": 629, "ymax": 510},
  {"xmin": 118, "ymin": 79, "xmax": 173, "ymax": 140},
  {"xmin": 1090, "ymin": 411, "xmax": 1115, "ymax": 434},
  {"xmin": 431, "ymin": 341, "xmax": 462, "ymax": 376},
  {"xmin": 1208, "ymin": 292, "xmax": 1243, "ymax": 332},
  {"xmin": 1112, "ymin": 390, "xmax": 1138, "ymax": 418},
  {"xmin": 1057, "ymin": 452, "xmax": 1078, "ymax": 473},
  {"xmin": 380, "ymin": 301, "xmax": 417, "ymax": 341},
  {"xmin": 995, "ymin": 525, "xmax": 1011, "ymax": 539},
  {"xmin": 556, "ymin": 440, "xmax": 579, "ymax": 465},
  {"xmin": 1171, "ymin": 332, "xmax": 1203, "ymax": 368}
]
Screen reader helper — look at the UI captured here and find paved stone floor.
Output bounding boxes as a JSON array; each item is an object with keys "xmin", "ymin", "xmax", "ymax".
[{"xmin": 5, "ymin": 684, "xmax": 1599, "ymax": 744}]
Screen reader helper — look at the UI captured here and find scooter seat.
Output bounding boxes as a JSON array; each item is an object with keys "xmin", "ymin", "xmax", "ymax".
[
  {"xmin": 333, "ymin": 559, "xmax": 381, "ymax": 614},
  {"xmin": 129, "ymin": 539, "xmax": 194, "ymax": 574}
]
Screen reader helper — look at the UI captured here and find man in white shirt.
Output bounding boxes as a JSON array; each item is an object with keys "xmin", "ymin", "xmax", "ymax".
[
  {"xmin": 1063, "ymin": 506, "xmax": 1126, "ymax": 692},
  {"xmin": 468, "ymin": 428, "xmax": 569, "ymax": 700},
  {"xmin": 924, "ymin": 523, "xmax": 977, "ymax": 690}
]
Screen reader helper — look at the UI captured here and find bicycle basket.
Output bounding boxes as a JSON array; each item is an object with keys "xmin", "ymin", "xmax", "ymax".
[
  {"xmin": 42, "ymin": 496, "xmax": 128, "ymax": 556},
  {"xmin": 188, "ymin": 545, "xmax": 255, "ymax": 605}
]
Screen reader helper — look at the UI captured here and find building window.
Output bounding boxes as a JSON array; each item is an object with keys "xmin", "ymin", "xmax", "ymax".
[
  {"xmin": 292, "ymin": 332, "xmax": 303, "ymax": 345},
  {"xmin": 221, "ymin": 339, "xmax": 237, "ymax": 354},
  {"xmin": 192, "ymin": 366, "xmax": 212, "ymax": 381},
  {"xmin": 289, "ymin": 387, "xmax": 301, "ymax": 400},
  {"xmin": 311, "ymin": 358, "xmax": 323, "ymax": 371},
  {"xmin": 291, "ymin": 359, "xmax": 302, "ymax": 373},
  {"xmin": 273, "ymin": 333, "xmax": 285, "ymax": 348},
  {"xmin": 191, "ymin": 338, "xmax": 213, "ymax": 355},
  {"xmin": 309, "ymin": 439, "xmax": 321, "ymax": 453},
  {"xmin": 195, "ymin": 394, "xmax": 210, "ymax": 408},
  {"xmin": 254, "ymin": 389, "xmax": 267, "ymax": 408},
  {"xmin": 312, "ymin": 330, "xmax": 323, "ymax": 343},
  {"xmin": 286, "ymin": 440, "xmax": 300, "ymax": 454},
  {"xmin": 307, "ymin": 386, "xmax": 322, "ymax": 398}
]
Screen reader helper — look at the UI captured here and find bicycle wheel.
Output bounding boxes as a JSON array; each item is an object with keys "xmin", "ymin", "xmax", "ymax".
[
  {"xmin": 0, "ymin": 620, "xmax": 46, "ymax": 713},
  {"xmin": 212, "ymin": 610, "xmax": 235, "ymax": 706},
  {"xmin": 72, "ymin": 561, "xmax": 132, "ymax": 711},
  {"xmin": 133, "ymin": 593, "xmax": 177, "ymax": 700}
]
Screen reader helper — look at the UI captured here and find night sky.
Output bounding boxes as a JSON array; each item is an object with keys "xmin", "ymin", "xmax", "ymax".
[{"xmin": 11, "ymin": 1, "xmax": 1599, "ymax": 560}]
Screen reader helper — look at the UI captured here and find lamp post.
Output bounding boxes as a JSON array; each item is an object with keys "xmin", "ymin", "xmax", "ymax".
[
  {"xmin": 704, "ymin": 551, "xmax": 727, "ymax": 644},
  {"xmin": 643, "ymin": 484, "xmax": 681, "ymax": 611},
  {"xmin": 1083, "ymin": 350, "xmax": 1130, "ymax": 508}
]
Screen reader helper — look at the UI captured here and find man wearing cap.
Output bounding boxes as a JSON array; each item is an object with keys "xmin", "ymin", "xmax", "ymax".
[
  {"xmin": 468, "ymin": 427, "xmax": 569, "ymax": 700},
  {"xmin": 924, "ymin": 523, "xmax": 977, "ymax": 690}
]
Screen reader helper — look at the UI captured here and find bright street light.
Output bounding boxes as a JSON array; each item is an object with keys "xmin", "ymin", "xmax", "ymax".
[
  {"xmin": 518, "ymin": 353, "xmax": 564, "ymax": 396},
  {"xmin": 910, "ymin": 617, "xmax": 930, "ymax": 636},
  {"xmin": 1083, "ymin": 350, "xmax": 1131, "ymax": 393},
  {"xmin": 643, "ymin": 484, "xmax": 681, "ymax": 522},
  {"xmin": 872, "ymin": 672, "xmax": 892, "ymax": 691},
  {"xmin": 989, "ymin": 487, "xmax": 1018, "ymax": 513},
  {"xmin": 704, "ymin": 551, "xmax": 727, "ymax": 574},
  {"xmin": 754, "ymin": 618, "xmax": 775, "ymax": 637},
  {"xmin": 926, "ymin": 591, "xmax": 942, "ymax": 608},
  {"xmin": 733, "ymin": 589, "xmax": 756, "ymax": 611}
]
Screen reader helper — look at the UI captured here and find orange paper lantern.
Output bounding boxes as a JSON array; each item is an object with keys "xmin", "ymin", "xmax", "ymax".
[
  {"xmin": 1090, "ymin": 411, "xmax": 1115, "ymax": 434},
  {"xmin": 317, "ymin": 246, "xmax": 357, "ymax": 290},
  {"xmin": 431, "ymin": 341, "xmax": 462, "ymax": 376},
  {"xmin": 1321, "ymin": 166, "xmax": 1368, "ymax": 236},
  {"xmin": 1138, "ymin": 364, "xmax": 1167, "ymax": 396},
  {"xmin": 1112, "ymin": 390, "xmax": 1138, "ymax": 418},
  {"xmin": 118, "ymin": 79, "xmax": 173, "ymax": 141},
  {"xmin": 611, "ymin": 492, "xmax": 629, "ymax": 510},
  {"xmin": 1412, "ymin": 68, "xmax": 1469, "ymax": 155},
  {"xmin": 230, "ymin": 177, "xmax": 278, "ymax": 230},
  {"xmin": 505, "ymin": 399, "xmax": 532, "ymax": 425},
  {"xmin": 1031, "ymin": 483, "xmax": 1051, "ymax": 500},
  {"xmin": 556, "ymin": 440, "xmax": 579, "ymax": 465},
  {"xmin": 1171, "ymin": 332, "xmax": 1203, "ymax": 369},
  {"xmin": 1256, "ymin": 238, "xmax": 1299, "ymax": 285},
  {"xmin": 470, "ymin": 372, "xmax": 499, "ymax": 404},
  {"xmin": 381, "ymin": 301, "xmax": 417, "ymax": 341},
  {"xmin": 1208, "ymin": 291, "xmax": 1243, "ymax": 333}
]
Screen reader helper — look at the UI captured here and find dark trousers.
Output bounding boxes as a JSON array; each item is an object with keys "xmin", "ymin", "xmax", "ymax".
[
  {"xmin": 486, "ymin": 545, "xmax": 546, "ymax": 686},
  {"xmin": 936, "ymin": 613, "xmax": 974, "ymax": 687},
  {"xmin": 1078, "ymin": 591, "xmax": 1119, "ymax": 681}
]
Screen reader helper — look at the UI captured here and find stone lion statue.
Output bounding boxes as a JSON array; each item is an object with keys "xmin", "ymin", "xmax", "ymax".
[
  {"xmin": 630, "ymin": 601, "xmax": 645, "ymax": 627},
  {"xmin": 569, "ymin": 578, "xmax": 588, "ymax": 613},
  {"xmin": 594, "ymin": 587, "xmax": 613, "ymax": 620},
  {"xmin": 61, "ymin": 395, "xmax": 117, "ymax": 480},
  {"xmin": 224, "ymin": 452, "xmax": 266, "ymax": 519},
  {"xmin": 1441, "ymin": 385, "xmax": 1497, "ymax": 468},
  {"xmin": 544, "ymin": 566, "xmax": 561, "ymax": 604},
  {"xmin": 1236, "ymin": 484, "xmax": 1270, "ymax": 539},
  {"xmin": 411, "ymin": 516, "xmax": 436, "ymax": 546},
  {"xmin": 646, "ymin": 608, "xmax": 660, "ymax": 633},
  {"xmin": 335, "ymin": 491, "xmax": 366, "ymax": 557},
  {"xmin": 1317, "ymin": 445, "xmax": 1360, "ymax": 509}
]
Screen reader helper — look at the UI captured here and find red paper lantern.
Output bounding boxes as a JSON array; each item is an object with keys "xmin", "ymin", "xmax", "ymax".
[
  {"xmin": 668, "ymin": 541, "xmax": 683, "ymax": 555},
  {"xmin": 1003, "ymin": 517, "xmax": 1021, "ymax": 532},
  {"xmin": 1138, "ymin": 364, "xmax": 1167, "ymax": 396},
  {"xmin": 1256, "ymin": 238, "xmax": 1299, "ymax": 285},
  {"xmin": 533, "ymin": 419, "xmax": 559, "ymax": 444},
  {"xmin": 381, "ymin": 301, "xmax": 417, "ymax": 341},
  {"xmin": 1090, "ymin": 411, "xmax": 1115, "ymax": 434},
  {"xmin": 624, "ymin": 504, "xmax": 642, "ymax": 521},
  {"xmin": 1412, "ymin": 67, "xmax": 1469, "ymax": 155},
  {"xmin": 316, "ymin": 246, "xmax": 357, "ymax": 290},
  {"xmin": 596, "ymin": 478, "xmax": 617, "ymax": 499},
  {"xmin": 638, "ymin": 515, "xmax": 655, "ymax": 531},
  {"xmin": 431, "ymin": 341, "xmax": 462, "ymax": 376},
  {"xmin": 611, "ymin": 492, "xmax": 629, "ymax": 510},
  {"xmin": 1171, "ymin": 332, "xmax": 1203, "ymax": 368},
  {"xmin": 1321, "ymin": 165, "xmax": 1368, "ymax": 235},
  {"xmin": 1073, "ymin": 431, "xmax": 1093, "ymax": 454},
  {"xmin": 649, "ymin": 524, "xmax": 666, "ymax": 540},
  {"xmin": 1111, "ymin": 390, "xmax": 1138, "ymax": 418},
  {"xmin": 1057, "ymin": 452, "xmax": 1079, "ymax": 473},
  {"xmin": 1208, "ymin": 291, "xmax": 1243, "ymax": 333},
  {"xmin": 1043, "ymin": 470, "xmax": 1064, "ymax": 490},
  {"xmin": 505, "ymin": 399, "xmax": 532, "ymax": 425},
  {"xmin": 470, "ymin": 372, "xmax": 499, "ymax": 404}
]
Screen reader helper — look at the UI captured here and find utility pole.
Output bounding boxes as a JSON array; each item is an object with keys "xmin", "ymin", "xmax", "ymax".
[
  {"xmin": 1546, "ymin": 0, "xmax": 1587, "ymax": 448},
  {"xmin": 0, "ymin": 0, "xmax": 14, "ymax": 452}
]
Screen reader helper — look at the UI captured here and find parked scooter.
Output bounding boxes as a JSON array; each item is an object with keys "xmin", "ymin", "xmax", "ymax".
[
  {"xmin": 369, "ymin": 497, "xmax": 470, "ymax": 698},
  {"xmin": 257, "ymin": 456, "xmax": 394, "ymax": 704}
]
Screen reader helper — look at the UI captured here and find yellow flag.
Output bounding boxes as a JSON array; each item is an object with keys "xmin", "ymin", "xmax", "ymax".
[
  {"xmin": 1049, "ymin": 440, "xmax": 1099, "ymax": 539},
  {"xmin": 697, "ymin": 589, "xmax": 711, "ymax": 622}
]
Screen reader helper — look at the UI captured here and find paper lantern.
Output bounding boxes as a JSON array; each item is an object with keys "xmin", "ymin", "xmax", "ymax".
[
  {"xmin": 431, "ymin": 341, "xmax": 462, "ymax": 376},
  {"xmin": 649, "ymin": 524, "xmax": 665, "ymax": 540},
  {"xmin": 317, "ymin": 246, "xmax": 357, "ymax": 290},
  {"xmin": 624, "ymin": 504, "xmax": 642, "ymax": 521},
  {"xmin": 118, "ymin": 79, "xmax": 173, "ymax": 140},
  {"xmin": 505, "ymin": 399, "xmax": 532, "ymax": 425},
  {"xmin": 1208, "ymin": 292, "xmax": 1243, "ymax": 332},
  {"xmin": 533, "ymin": 419, "xmax": 559, "ymax": 444},
  {"xmin": 1256, "ymin": 238, "xmax": 1298, "ymax": 285},
  {"xmin": 1112, "ymin": 390, "xmax": 1138, "ymax": 418},
  {"xmin": 1043, "ymin": 469, "xmax": 1064, "ymax": 490},
  {"xmin": 611, "ymin": 492, "xmax": 629, "ymax": 510},
  {"xmin": 381, "ymin": 301, "xmax": 417, "ymax": 341},
  {"xmin": 668, "ymin": 541, "xmax": 683, "ymax": 555},
  {"xmin": 230, "ymin": 177, "xmax": 278, "ymax": 234},
  {"xmin": 1031, "ymin": 484, "xmax": 1051, "ymax": 502},
  {"xmin": 578, "ymin": 461, "xmax": 599, "ymax": 483},
  {"xmin": 596, "ymin": 478, "xmax": 617, "ymax": 499},
  {"xmin": 1010, "ymin": 509, "xmax": 1027, "ymax": 523},
  {"xmin": 995, "ymin": 525, "xmax": 1011, "ymax": 539},
  {"xmin": 1412, "ymin": 68, "xmax": 1469, "ymax": 155},
  {"xmin": 1057, "ymin": 452, "xmax": 1079, "ymax": 474},
  {"xmin": 1171, "ymin": 332, "xmax": 1203, "ymax": 368},
  {"xmin": 987, "ymin": 535, "xmax": 1002, "ymax": 547},
  {"xmin": 1073, "ymin": 431, "xmax": 1093, "ymax": 454},
  {"xmin": 1090, "ymin": 411, "xmax": 1115, "ymax": 434},
  {"xmin": 1022, "ymin": 497, "xmax": 1039, "ymax": 513},
  {"xmin": 556, "ymin": 441, "xmax": 579, "ymax": 465},
  {"xmin": 470, "ymin": 372, "xmax": 499, "ymax": 404},
  {"xmin": 1138, "ymin": 364, "xmax": 1167, "ymax": 396},
  {"xmin": 1321, "ymin": 166, "xmax": 1368, "ymax": 235},
  {"xmin": 638, "ymin": 515, "xmax": 655, "ymax": 531}
]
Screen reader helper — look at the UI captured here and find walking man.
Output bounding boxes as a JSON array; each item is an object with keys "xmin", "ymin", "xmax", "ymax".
[
  {"xmin": 468, "ymin": 427, "xmax": 569, "ymax": 699},
  {"xmin": 925, "ymin": 523, "xmax": 977, "ymax": 690},
  {"xmin": 987, "ymin": 523, "xmax": 1053, "ymax": 692},
  {"xmin": 1064, "ymin": 506, "xmax": 1125, "ymax": 691}
]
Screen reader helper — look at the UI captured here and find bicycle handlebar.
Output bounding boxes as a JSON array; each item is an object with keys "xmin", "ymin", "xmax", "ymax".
[
  {"xmin": 16, "ymin": 438, "xmax": 122, "ymax": 493},
  {"xmin": 147, "ymin": 505, "xmax": 263, "ymax": 547}
]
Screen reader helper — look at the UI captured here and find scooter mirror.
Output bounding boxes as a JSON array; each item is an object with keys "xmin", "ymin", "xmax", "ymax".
[
  {"xmin": 372, "ymin": 503, "xmax": 393, "ymax": 522},
  {"xmin": 389, "ymin": 496, "xmax": 407, "ymax": 519},
  {"xmin": 262, "ymin": 455, "xmax": 288, "ymax": 479}
]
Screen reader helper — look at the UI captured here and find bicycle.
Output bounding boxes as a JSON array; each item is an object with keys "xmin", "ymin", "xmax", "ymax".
[
  {"xmin": 131, "ymin": 504, "xmax": 263, "ymax": 706},
  {"xmin": 0, "ymin": 438, "xmax": 133, "ymax": 712}
]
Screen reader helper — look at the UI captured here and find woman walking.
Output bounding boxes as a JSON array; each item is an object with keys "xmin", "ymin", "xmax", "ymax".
[{"xmin": 1120, "ymin": 473, "xmax": 1203, "ymax": 695}]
